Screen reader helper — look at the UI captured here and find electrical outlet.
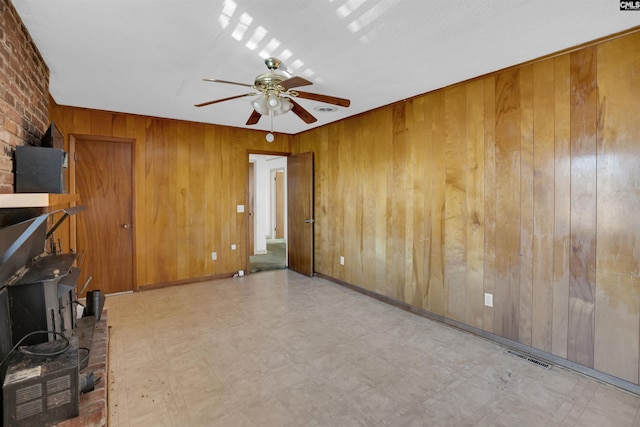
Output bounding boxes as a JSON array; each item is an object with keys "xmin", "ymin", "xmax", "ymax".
[
  {"xmin": 484, "ymin": 293, "xmax": 493, "ymax": 307},
  {"xmin": 211, "ymin": 252, "xmax": 217, "ymax": 260},
  {"xmin": 231, "ymin": 244, "xmax": 237, "ymax": 250},
  {"xmin": 340, "ymin": 256, "xmax": 344, "ymax": 266}
]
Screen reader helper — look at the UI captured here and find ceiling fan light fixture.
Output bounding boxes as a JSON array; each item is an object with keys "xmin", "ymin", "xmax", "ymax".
[
  {"xmin": 276, "ymin": 97, "xmax": 292, "ymax": 115},
  {"xmin": 252, "ymin": 95, "xmax": 268, "ymax": 115},
  {"xmin": 272, "ymin": 100, "xmax": 291, "ymax": 116},
  {"xmin": 253, "ymin": 93, "xmax": 293, "ymax": 117},
  {"xmin": 267, "ymin": 93, "xmax": 281, "ymax": 110}
]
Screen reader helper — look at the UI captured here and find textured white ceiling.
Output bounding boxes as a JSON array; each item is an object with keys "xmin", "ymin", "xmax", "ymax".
[{"xmin": 12, "ymin": 0, "xmax": 640, "ymax": 135}]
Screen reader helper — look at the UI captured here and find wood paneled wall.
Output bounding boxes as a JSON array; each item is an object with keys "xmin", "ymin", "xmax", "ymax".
[
  {"xmin": 292, "ymin": 30, "xmax": 640, "ymax": 384},
  {"xmin": 48, "ymin": 105, "xmax": 292, "ymax": 287}
]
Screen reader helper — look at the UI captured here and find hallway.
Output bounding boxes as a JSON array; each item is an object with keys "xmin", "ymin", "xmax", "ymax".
[
  {"xmin": 250, "ymin": 238, "xmax": 286, "ymax": 273},
  {"xmin": 106, "ymin": 270, "xmax": 640, "ymax": 426}
]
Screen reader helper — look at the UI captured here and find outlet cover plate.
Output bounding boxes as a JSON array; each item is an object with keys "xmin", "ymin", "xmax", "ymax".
[{"xmin": 484, "ymin": 293, "xmax": 493, "ymax": 307}]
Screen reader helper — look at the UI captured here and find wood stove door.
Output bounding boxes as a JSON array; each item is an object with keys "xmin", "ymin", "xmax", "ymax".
[{"xmin": 73, "ymin": 135, "xmax": 135, "ymax": 295}]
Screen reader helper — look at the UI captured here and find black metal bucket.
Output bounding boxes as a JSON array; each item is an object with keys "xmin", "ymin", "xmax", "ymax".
[{"xmin": 85, "ymin": 290, "xmax": 105, "ymax": 320}]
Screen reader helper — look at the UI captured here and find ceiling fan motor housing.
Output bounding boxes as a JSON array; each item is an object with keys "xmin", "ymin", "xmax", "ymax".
[{"xmin": 254, "ymin": 73, "xmax": 287, "ymax": 93}]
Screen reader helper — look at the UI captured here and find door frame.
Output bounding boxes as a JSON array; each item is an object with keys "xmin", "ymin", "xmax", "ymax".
[
  {"xmin": 248, "ymin": 162, "xmax": 255, "ymax": 255},
  {"xmin": 245, "ymin": 149, "xmax": 291, "ymax": 274},
  {"xmin": 69, "ymin": 134, "xmax": 138, "ymax": 291},
  {"xmin": 271, "ymin": 168, "xmax": 285, "ymax": 239}
]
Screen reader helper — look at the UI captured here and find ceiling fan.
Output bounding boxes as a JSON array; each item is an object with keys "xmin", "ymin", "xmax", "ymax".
[{"xmin": 194, "ymin": 57, "xmax": 350, "ymax": 128}]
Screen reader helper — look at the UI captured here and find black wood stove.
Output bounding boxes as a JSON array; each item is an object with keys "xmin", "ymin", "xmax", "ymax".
[{"xmin": 0, "ymin": 207, "xmax": 87, "ymax": 426}]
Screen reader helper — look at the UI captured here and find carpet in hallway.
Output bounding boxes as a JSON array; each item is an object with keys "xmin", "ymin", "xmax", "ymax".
[{"xmin": 250, "ymin": 238, "xmax": 286, "ymax": 272}]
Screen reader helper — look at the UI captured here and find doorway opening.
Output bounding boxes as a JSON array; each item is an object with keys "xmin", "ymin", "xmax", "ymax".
[{"xmin": 249, "ymin": 154, "xmax": 287, "ymax": 273}]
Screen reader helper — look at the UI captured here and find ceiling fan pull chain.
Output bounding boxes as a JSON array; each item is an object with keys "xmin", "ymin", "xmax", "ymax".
[{"xmin": 266, "ymin": 110, "xmax": 276, "ymax": 142}]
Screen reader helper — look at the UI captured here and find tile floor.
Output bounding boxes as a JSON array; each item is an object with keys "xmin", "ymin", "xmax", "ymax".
[{"xmin": 106, "ymin": 270, "xmax": 640, "ymax": 426}]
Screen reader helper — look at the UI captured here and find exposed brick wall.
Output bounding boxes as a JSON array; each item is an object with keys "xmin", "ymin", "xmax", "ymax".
[{"xmin": 0, "ymin": 0, "xmax": 50, "ymax": 194}]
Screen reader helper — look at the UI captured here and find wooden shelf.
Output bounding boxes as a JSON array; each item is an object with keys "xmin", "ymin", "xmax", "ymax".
[{"xmin": 0, "ymin": 193, "xmax": 80, "ymax": 208}]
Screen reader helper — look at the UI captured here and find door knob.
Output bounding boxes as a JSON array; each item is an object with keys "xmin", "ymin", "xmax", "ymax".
[
  {"xmin": 304, "ymin": 219, "xmax": 315, "ymax": 223},
  {"xmin": 122, "ymin": 224, "xmax": 132, "ymax": 229}
]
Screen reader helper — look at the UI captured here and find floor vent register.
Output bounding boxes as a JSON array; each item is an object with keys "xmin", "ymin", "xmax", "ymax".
[{"xmin": 505, "ymin": 349, "xmax": 552, "ymax": 370}]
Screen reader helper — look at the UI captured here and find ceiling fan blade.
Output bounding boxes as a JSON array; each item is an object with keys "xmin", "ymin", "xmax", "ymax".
[
  {"xmin": 280, "ymin": 76, "xmax": 313, "ymax": 90},
  {"xmin": 194, "ymin": 93, "xmax": 254, "ymax": 107},
  {"xmin": 203, "ymin": 78, "xmax": 254, "ymax": 88},
  {"xmin": 295, "ymin": 91, "xmax": 351, "ymax": 107},
  {"xmin": 246, "ymin": 110, "xmax": 261, "ymax": 125},
  {"xmin": 289, "ymin": 99, "xmax": 317, "ymax": 124}
]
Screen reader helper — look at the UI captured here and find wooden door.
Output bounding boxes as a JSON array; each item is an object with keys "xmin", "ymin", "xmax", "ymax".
[
  {"xmin": 248, "ymin": 162, "xmax": 255, "ymax": 255},
  {"xmin": 74, "ymin": 136, "xmax": 134, "ymax": 295},
  {"xmin": 275, "ymin": 170, "xmax": 285, "ymax": 239},
  {"xmin": 287, "ymin": 152, "xmax": 314, "ymax": 276}
]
